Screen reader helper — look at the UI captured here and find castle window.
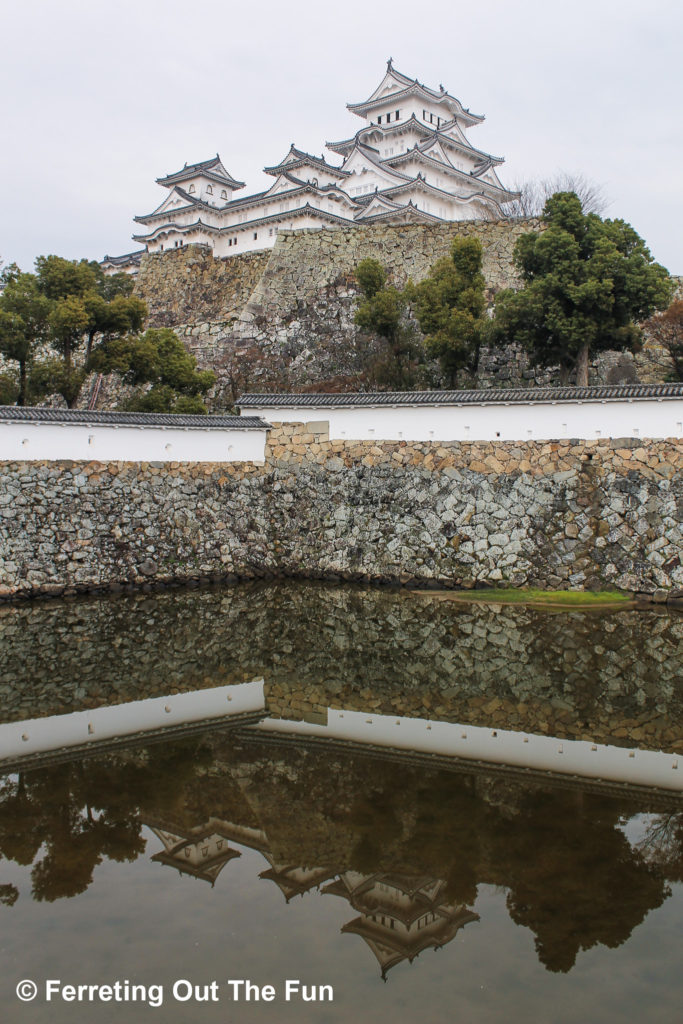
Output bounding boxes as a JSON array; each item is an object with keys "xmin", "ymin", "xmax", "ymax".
[
  {"xmin": 206, "ymin": 184, "xmax": 213, "ymax": 195},
  {"xmin": 188, "ymin": 184, "xmax": 196, "ymax": 193},
  {"xmin": 395, "ymin": 110, "xmax": 399, "ymax": 119},
  {"xmin": 253, "ymin": 232, "xmax": 257, "ymax": 240},
  {"xmin": 378, "ymin": 115, "xmax": 382, "ymax": 124},
  {"xmin": 221, "ymin": 189, "xmax": 227, "ymax": 199}
]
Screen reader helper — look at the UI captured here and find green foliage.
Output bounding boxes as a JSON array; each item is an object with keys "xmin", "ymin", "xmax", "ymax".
[
  {"xmin": 355, "ymin": 258, "xmax": 387, "ymax": 299},
  {"xmin": 35, "ymin": 256, "xmax": 147, "ymax": 371},
  {"xmin": 0, "ymin": 370, "xmax": 19, "ymax": 405},
  {"xmin": 125, "ymin": 386, "xmax": 209, "ymax": 415},
  {"xmin": 0, "ymin": 273, "xmax": 51, "ymax": 405},
  {"xmin": 355, "ymin": 285, "xmax": 405, "ymax": 342},
  {"xmin": 29, "ymin": 358, "xmax": 87, "ymax": 408},
  {"xmin": 98, "ymin": 271, "xmax": 135, "ymax": 301},
  {"xmin": 90, "ymin": 328, "xmax": 215, "ymax": 413},
  {"xmin": 48, "ymin": 293, "xmax": 90, "ymax": 365},
  {"xmin": 411, "ymin": 236, "xmax": 488, "ymax": 386},
  {"xmin": 491, "ymin": 192, "xmax": 672, "ymax": 384},
  {"xmin": 0, "ymin": 255, "xmax": 148, "ymax": 408},
  {"xmin": 34, "ymin": 255, "xmax": 99, "ymax": 300},
  {"xmin": 354, "ymin": 258, "xmax": 424, "ymax": 389}
]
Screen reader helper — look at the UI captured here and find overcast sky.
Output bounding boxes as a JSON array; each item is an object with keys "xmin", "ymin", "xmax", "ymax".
[{"xmin": 1, "ymin": 0, "xmax": 681, "ymax": 273}]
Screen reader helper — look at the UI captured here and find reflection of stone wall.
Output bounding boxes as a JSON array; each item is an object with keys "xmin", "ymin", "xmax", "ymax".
[
  {"xmin": 1, "ymin": 423, "xmax": 682, "ymax": 600},
  {"xmin": 1, "ymin": 582, "xmax": 681, "ymax": 753}
]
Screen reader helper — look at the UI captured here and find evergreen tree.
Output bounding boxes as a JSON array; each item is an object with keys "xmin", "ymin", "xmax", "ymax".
[
  {"xmin": 0, "ymin": 266, "xmax": 51, "ymax": 405},
  {"xmin": 491, "ymin": 192, "xmax": 672, "ymax": 385},
  {"xmin": 410, "ymin": 237, "xmax": 488, "ymax": 386},
  {"xmin": 0, "ymin": 256, "xmax": 147, "ymax": 407},
  {"xmin": 89, "ymin": 328, "xmax": 216, "ymax": 413},
  {"xmin": 354, "ymin": 258, "xmax": 422, "ymax": 389}
]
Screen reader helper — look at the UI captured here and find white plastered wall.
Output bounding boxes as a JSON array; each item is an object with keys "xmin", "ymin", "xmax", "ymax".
[
  {"xmin": 0, "ymin": 423, "xmax": 268, "ymax": 463},
  {"xmin": 244, "ymin": 399, "xmax": 683, "ymax": 442}
]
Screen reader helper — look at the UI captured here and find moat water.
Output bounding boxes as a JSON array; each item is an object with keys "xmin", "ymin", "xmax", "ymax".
[{"xmin": 0, "ymin": 581, "xmax": 681, "ymax": 1023}]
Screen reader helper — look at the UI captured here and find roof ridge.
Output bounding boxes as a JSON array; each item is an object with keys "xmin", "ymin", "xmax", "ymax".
[
  {"xmin": 237, "ymin": 384, "xmax": 683, "ymax": 407},
  {"xmin": 0, "ymin": 407, "xmax": 269, "ymax": 428}
]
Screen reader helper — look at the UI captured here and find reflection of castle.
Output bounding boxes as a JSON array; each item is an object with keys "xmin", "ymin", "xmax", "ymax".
[
  {"xmin": 148, "ymin": 819, "xmax": 242, "ymax": 886},
  {"xmin": 324, "ymin": 872, "xmax": 479, "ymax": 978},
  {"xmin": 146, "ymin": 818, "xmax": 477, "ymax": 975},
  {"xmin": 259, "ymin": 858, "xmax": 336, "ymax": 902}
]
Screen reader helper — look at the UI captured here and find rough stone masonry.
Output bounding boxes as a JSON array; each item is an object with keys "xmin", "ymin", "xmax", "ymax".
[
  {"xmin": 1, "ymin": 425, "xmax": 682, "ymax": 601},
  {"xmin": 128, "ymin": 220, "xmax": 680, "ymax": 404}
]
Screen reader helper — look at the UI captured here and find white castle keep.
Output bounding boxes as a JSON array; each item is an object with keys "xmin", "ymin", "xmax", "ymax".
[{"xmin": 102, "ymin": 61, "xmax": 518, "ymax": 273}]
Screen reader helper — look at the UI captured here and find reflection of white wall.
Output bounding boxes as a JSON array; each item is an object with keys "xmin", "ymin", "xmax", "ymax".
[
  {"xmin": 242, "ymin": 399, "xmax": 683, "ymax": 442},
  {"xmin": 0, "ymin": 422, "xmax": 268, "ymax": 463},
  {"xmin": 0, "ymin": 679, "xmax": 266, "ymax": 762},
  {"xmin": 257, "ymin": 710, "xmax": 682, "ymax": 792}
]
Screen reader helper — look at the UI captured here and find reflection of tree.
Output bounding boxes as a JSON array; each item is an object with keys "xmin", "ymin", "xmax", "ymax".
[
  {"xmin": 0, "ymin": 734, "xmax": 680, "ymax": 976},
  {"xmin": 348, "ymin": 791, "xmax": 403, "ymax": 874},
  {"xmin": 495, "ymin": 792, "xmax": 669, "ymax": 973},
  {"xmin": 0, "ymin": 775, "xmax": 44, "ymax": 866},
  {"xmin": 637, "ymin": 814, "xmax": 683, "ymax": 884},
  {"xmin": 0, "ymin": 884, "xmax": 19, "ymax": 907},
  {"xmin": 252, "ymin": 746, "xmax": 676, "ymax": 976},
  {"xmin": 0, "ymin": 739, "xmax": 213, "ymax": 903}
]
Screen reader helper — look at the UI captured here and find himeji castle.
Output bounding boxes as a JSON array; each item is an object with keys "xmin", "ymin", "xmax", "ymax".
[{"xmin": 102, "ymin": 61, "xmax": 518, "ymax": 273}]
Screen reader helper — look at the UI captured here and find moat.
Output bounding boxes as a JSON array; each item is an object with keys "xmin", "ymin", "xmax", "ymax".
[{"xmin": 0, "ymin": 581, "xmax": 681, "ymax": 1022}]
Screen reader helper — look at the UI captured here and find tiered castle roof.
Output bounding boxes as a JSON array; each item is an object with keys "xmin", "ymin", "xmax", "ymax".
[{"xmin": 108, "ymin": 62, "xmax": 519, "ymax": 265}]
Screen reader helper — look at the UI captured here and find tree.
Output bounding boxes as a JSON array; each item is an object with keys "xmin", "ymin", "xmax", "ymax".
[
  {"xmin": 354, "ymin": 258, "xmax": 422, "ymax": 388},
  {"xmin": 0, "ymin": 256, "xmax": 147, "ymax": 408},
  {"xmin": 643, "ymin": 300, "xmax": 683, "ymax": 381},
  {"xmin": 0, "ymin": 371, "xmax": 18, "ymax": 405},
  {"xmin": 491, "ymin": 192, "xmax": 672, "ymax": 385},
  {"xmin": 89, "ymin": 327, "xmax": 216, "ymax": 413},
  {"xmin": 410, "ymin": 237, "xmax": 488, "ymax": 386},
  {"xmin": 504, "ymin": 172, "xmax": 609, "ymax": 219},
  {"xmin": 0, "ymin": 270, "xmax": 51, "ymax": 404},
  {"xmin": 32, "ymin": 256, "xmax": 147, "ymax": 405}
]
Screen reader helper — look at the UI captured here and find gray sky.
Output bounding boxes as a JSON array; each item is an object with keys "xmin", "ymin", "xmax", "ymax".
[{"xmin": 1, "ymin": 0, "xmax": 681, "ymax": 273}]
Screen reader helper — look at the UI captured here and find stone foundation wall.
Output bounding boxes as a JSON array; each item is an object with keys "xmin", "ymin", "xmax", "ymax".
[
  {"xmin": 127, "ymin": 228, "xmax": 680, "ymax": 405},
  {"xmin": 133, "ymin": 221, "xmax": 552, "ymax": 402},
  {"xmin": 134, "ymin": 244, "xmax": 271, "ymax": 328},
  {"xmin": 1, "ymin": 424, "xmax": 682, "ymax": 601}
]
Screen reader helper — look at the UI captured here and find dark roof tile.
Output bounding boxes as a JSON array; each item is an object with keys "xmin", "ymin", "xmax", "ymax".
[
  {"xmin": 0, "ymin": 407, "xmax": 269, "ymax": 429},
  {"xmin": 237, "ymin": 385, "xmax": 683, "ymax": 408}
]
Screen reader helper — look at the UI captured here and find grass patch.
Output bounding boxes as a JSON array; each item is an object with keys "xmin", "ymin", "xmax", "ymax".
[{"xmin": 413, "ymin": 587, "xmax": 632, "ymax": 610}]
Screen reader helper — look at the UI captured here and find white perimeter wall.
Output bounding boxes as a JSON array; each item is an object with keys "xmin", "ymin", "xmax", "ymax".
[
  {"xmin": 0, "ymin": 422, "xmax": 268, "ymax": 463},
  {"xmin": 246, "ymin": 399, "xmax": 683, "ymax": 442}
]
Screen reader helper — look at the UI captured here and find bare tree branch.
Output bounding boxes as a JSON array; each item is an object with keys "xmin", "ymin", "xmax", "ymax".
[{"xmin": 503, "ymin": 171, "xmax": 610, "ymax": 218}]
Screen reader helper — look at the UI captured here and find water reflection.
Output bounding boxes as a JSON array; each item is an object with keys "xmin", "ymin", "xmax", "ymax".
[
  {"xmin": 0, "ymin": 580, "xmax": 682, "ymax": 1020},
  {"xmin": 1, "ymin": 731, "xmax": 680, "ymax": 976},
  {"xmin": 1, "ymin": 582, "xmax": 681, "ymax": 755}
]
